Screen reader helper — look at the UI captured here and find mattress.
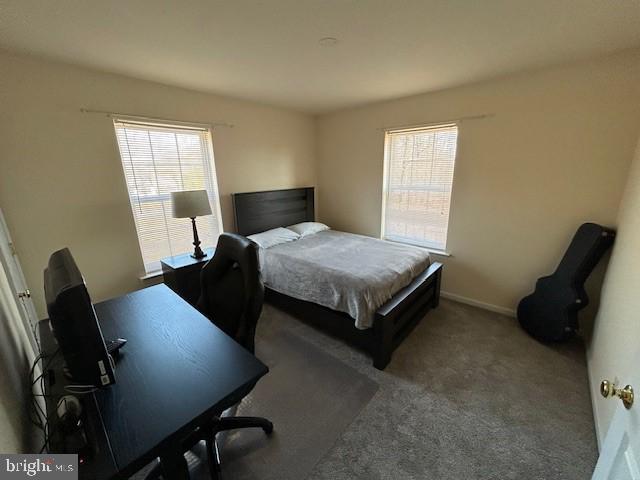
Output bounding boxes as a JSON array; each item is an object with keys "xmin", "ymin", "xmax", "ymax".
[{"xmin": 259, "ymin": 230, "xmax": 431, "ymax": 329}]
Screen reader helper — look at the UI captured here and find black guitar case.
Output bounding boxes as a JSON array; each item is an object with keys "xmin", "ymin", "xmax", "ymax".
[{"xmin": 517, "ymin": 223, "xmax": 615, "ymax": 342}]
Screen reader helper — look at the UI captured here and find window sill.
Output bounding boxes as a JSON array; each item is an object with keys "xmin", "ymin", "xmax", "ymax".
[
  {"xmin": 139, "ymin": 271, "xmax": 163, "ymax": 281},
  {"xmin": 423, "ymin": 248, "xmax": 451, "ymax": 257},
  {"xmin": 384, "ymin": 238, "xmax": 452, "ymax": 257}
]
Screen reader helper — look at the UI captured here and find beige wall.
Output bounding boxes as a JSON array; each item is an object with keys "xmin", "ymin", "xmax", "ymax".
[
  {"xmin": 0, "ymin": 52, "xmax": 316, "ymax": 316},
  {"xmin": 316, "ymin": 50, "xmax": 640, "ymax": 313},
  {"xmin": 587, "ymin": 136, "xmax": 640, "ymax": 444},
  {"xmin": 2, "ymin": 44, "xmax": 640, "ymax": 453}
]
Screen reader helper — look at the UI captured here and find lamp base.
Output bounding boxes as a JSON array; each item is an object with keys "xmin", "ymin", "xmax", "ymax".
[{"xmin": 190, "ymin": 217, "xmax": 207, "ymax": 260}]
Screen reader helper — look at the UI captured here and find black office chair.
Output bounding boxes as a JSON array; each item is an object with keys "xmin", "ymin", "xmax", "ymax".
[
  {"xmin": 196, "ymin": 233, "xmax": 273, "ymax": 479},
  {"xmin": 197, "ymin": 232, "xmax": 264, "ymax": 354},
  {"xmin": 145, "ymin": 233, "xmax": 272, "ymax": 480}
]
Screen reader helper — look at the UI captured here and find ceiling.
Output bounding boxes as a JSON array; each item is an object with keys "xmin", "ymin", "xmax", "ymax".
[{"xmin": 1, "ymin": 0, "xmax": 640, "ymax": 113}]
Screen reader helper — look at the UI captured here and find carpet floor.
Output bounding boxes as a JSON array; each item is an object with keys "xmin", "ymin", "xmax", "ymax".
[{"xmin": 141, "ymin": 298, "xmax": 597, "ymax": 479}]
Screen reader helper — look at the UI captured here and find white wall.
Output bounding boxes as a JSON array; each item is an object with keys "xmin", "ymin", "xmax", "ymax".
[
  {"xmin": 315, "ymin": 49, "xmax": 640, "ymax": 313},
  {"xmin": 0, "ymin": 261, "xmax": 39, "ymax": 453},
  {"xmin": 587, "ymin": 136, "xmax": 640, "ymax": 444},
  {"xmin": 0, "ymin": 51, "xmax": 316, "ymax": 317}
]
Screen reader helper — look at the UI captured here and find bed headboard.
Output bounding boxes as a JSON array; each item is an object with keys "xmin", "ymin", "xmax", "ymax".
[{"xmin": 232, "ymin": 187, "xmax": 315, "ymax": 236}]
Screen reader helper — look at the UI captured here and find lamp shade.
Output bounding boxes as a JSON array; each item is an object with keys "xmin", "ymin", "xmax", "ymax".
[{"xmin": 171, "ymin": 190, "xmax": 212, "ymax": 218}]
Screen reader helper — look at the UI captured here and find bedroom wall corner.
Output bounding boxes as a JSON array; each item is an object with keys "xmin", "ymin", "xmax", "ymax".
[
  {"xmin": 0, "ymin": 51, "xmax": 317, "ymax": 317},
  {"xmin": 315, "ymin": 48, "xmax": 640, "ymax": 313}
]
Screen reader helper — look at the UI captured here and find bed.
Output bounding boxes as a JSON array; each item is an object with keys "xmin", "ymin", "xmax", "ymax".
[{"xmin": 232, "ymin": 187, "xmax": 443, "ymax": 369}]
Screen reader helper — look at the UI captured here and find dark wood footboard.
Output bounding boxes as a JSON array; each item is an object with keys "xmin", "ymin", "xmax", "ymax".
[
  {"xmin": 265, "ymin": 262, "xmax": 443, "ymax": 369},
  {"xmin": 372, "ymin": 261, "xmax": 442, "ymax": 369}
]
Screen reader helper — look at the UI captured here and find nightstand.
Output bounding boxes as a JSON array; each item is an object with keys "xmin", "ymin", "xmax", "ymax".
[{"xmin": 160, "ymin": 248, "xmax": 215, "ymax": 306}]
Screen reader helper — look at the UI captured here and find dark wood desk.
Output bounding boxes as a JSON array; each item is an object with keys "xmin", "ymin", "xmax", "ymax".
[
  {"xmin": 161, "ymin": 248, "xmax": 214, "ymax": 306},
  {"xmin": 41, "ymin": 283, "xmax": 268, "ymax": 479}
]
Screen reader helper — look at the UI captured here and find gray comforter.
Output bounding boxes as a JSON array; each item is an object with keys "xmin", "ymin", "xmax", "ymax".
[{"xmin": 260, "ymin": 230, "xmax": 431, "ymax": 329}]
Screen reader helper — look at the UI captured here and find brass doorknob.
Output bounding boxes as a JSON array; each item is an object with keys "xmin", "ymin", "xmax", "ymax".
[{"xmin": 600, "ymin": 379, "xmax": 634, "ymax": 409}]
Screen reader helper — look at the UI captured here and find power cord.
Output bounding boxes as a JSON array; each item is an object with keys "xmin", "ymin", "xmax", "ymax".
[
  {"xmin": 29, "ymin": 348, "xmax": 64, "ymax": 453},
  {"xmin": 29, "ymin": 348, "xmax": 100, "ymax": 453}
]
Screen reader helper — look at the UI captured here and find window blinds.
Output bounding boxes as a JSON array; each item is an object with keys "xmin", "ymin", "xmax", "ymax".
[
  {"xmin": 382, "ymin": 124, "xmax": 458, "ymax": 251},
  {"xmin": 113, "ymin": 120, "xmax": 223, "ymax": 274}
]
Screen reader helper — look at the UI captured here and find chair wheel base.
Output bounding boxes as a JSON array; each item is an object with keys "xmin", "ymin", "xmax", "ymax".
[{"xmin": 263, "ymin": 421, "xmax": 274, "ymax": 435}]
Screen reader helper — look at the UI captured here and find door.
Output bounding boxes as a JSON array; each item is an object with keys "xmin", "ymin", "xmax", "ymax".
[
  {"xmin": 0, "ymin": 208, "xmax": 39, "ymax": 354},
  {"xmin": 592, "ymin": 352, "xmax": 640, "ymax": 479}
]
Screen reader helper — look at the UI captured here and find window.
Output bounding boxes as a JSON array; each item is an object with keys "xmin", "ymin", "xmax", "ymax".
[
  {"xmin": 382, "ymin": 124, "xmax": 458, "ymax": 251},
  {"xmin": 113, "ymin": 119, "xmax": 223, "ymax": 274}
]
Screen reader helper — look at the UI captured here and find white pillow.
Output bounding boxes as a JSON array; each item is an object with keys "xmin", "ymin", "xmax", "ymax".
[
  {"xmin": 247, "ymin": 227, "xmax": 300, "ymax": 249},
  {"xmin": 286, "ymin": 222, "xmax": 330, "ymax": 237}
]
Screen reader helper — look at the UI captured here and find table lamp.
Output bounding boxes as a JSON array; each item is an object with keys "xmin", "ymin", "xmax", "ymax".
[{"xmin": 171, "ymin": 189, "xmax": 212, "ymax": 259}]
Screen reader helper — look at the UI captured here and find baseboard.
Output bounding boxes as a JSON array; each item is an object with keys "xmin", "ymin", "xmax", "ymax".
[{"xmin": 441, "ymin": 291, "xmax": 516, "ymax": 318}]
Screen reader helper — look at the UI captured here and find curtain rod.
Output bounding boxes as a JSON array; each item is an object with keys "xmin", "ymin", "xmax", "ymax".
[
  {"xmin": 79, "ymin": 108, "xmax": 234, "ymax": 129},
  {"xmin": 377, "ymin": 113, "xmax": 495, "ymax": 132}
]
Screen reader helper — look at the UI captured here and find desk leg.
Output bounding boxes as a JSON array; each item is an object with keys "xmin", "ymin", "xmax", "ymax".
[{"xmin": 160, "ymin": 448, "xmax": 190, "ymax": 480}]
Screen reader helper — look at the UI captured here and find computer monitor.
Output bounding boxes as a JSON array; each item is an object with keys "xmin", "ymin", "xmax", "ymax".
[{"xmin": 44, "ymin": 248, "xmax": 115, "ymax": 387}]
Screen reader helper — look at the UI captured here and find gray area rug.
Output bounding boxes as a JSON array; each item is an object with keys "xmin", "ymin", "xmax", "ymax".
[
  {"xmin": 217, "ymin": 328, "xmax": 379, "ymax": 480},
  {"xmin": 133, "ymin": 321, "xmax": 378, "ymax": 480}
]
